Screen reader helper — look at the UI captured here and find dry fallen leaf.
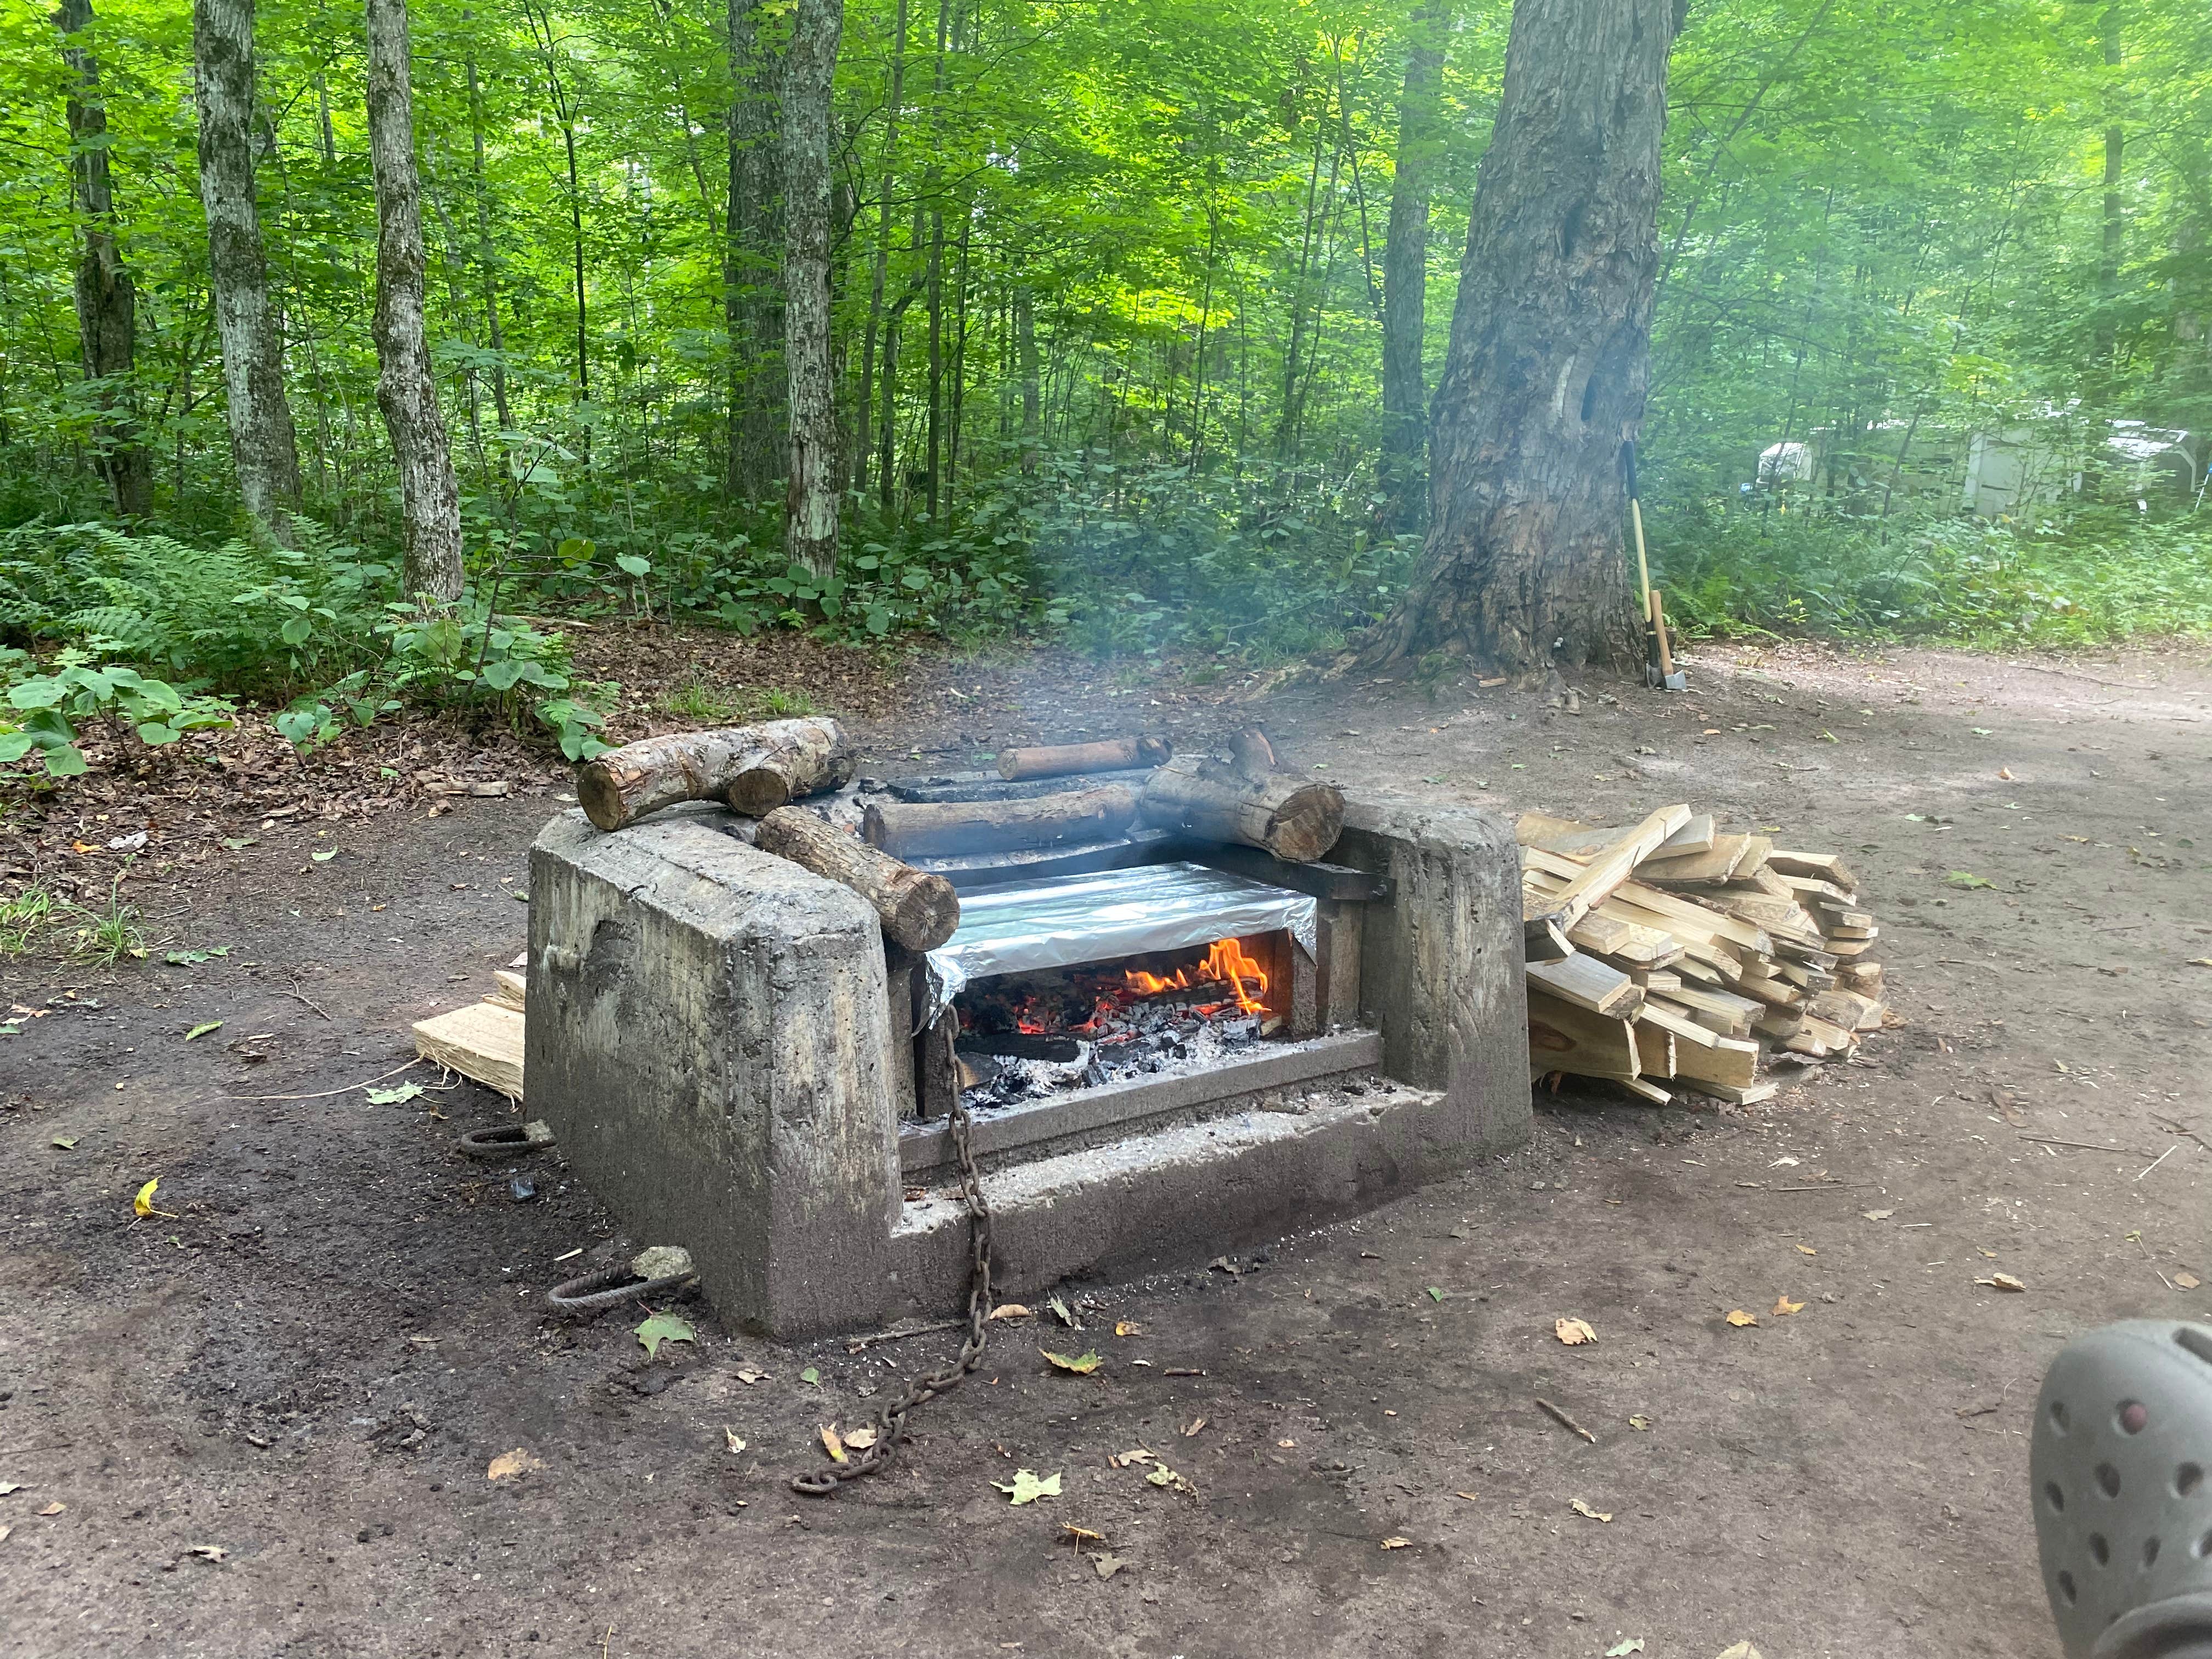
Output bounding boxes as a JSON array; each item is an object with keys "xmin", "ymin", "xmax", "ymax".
[
  {"xmin": 1092, "ymin": 1552, "xmax": 1126, "ymax": 1580},
  {"xmin": 2176, "ymin": 1272, "xmax": 2202, "ymax": 1290},
  {"xmin": 735, "ymin": 1368, "xmax": 768, "ymax": 1385},
  {"xmin": 1628, "ymin": 1414, "xmax": 1653, "ymax": 1431},
  {"xmin": 1555, "ymin": 1316, "xmax": 1598, "ymax": 1346},
  {"xmin": 1570, "ymin": 1498, "xmax": 1613, "ymax": 1523},
  {"xmin": 1379, "ymin": 1536, "xmax": 1413, "ymax": 1550},
  {"xmin": 723, "ymin": 1428, "xmax": 747, "ymax": 1454},
  {"xmin": 1795, "ymin": 1244, "xmax": 1818, "ymax": 1256},
  {"xmin": 1771, "ymin": 1295, "xmax": 1805, "ymax": 1317},
  {"xmin": 1861, "ymin": 1209, "xmax": 1895, "ymax": 1222},
  {"xmin": 820, "ymin": 1424, "xmax": 848, "ymax": 1463},
  {"xmin": 1725, "ymin": 1310, "xmax": 1759, "ymax": 1328},
  {"xmin": 1041, "ymin": 1348, "xmax": 1103, "ymax": 1375},
  {"xmin": 0, "ymin": 1524, "xmax": 10, "ymax": 1545},
  {"xmin": 189, "ymin": 1544, "xmax": 227, "ymax": 1563},
  {"xmin": 988, "ymin": 1304, "xmax": 1032, "ymax": 1322},
  {"xmin": 1145, "ymin": 1464, "xmax": 1196, "ymax": 1495},
  {"xmin": 1713, "ymin": 1645, "xmax": 1765, "ymax": 1659},
  {"xmin": 132, "ymin": 1178, "xmax": 176, "ymax": 1220},
  {"xmin": 1181, "ymin": 1416, "xmax": 1206, "ymax": 1438},
  {"xmin": 1114, "ymin": 1320, "xmax": 1143, "ymax": 1337},
  {"xmin": 1115, "ymin": 1448, "xmax": 1155, "ymax": 1467},
  {"xmin": 36, "ymin": 1502, "xmax": 64, "ymax": 1517},
  {"xmin": 1606, "ymin": 1641, "xmax": 1646, "ymax": 1657},
  {"xmin": 1977, "ymin": 1272, "xmax": 2027, "ymax": 1293},
  {"xmin": 843, "ymin": 1425, "xmax": 879, "ymax": 1451},
  {"xmin": 992, "ymin": 1469, "xmax": 1060, "ymax": 1505},
  {"xmin": 1276, "ymin": 1438, "xmax": 1297, "ymax": 1448},
  {"xmin": 486, "ymin": 1449, "xmax": 544, "ymax": 1482}
]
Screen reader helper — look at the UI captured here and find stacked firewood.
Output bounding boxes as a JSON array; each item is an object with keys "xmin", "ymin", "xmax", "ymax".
[{"xmin": 1518, "ymin": 806, "xmax": 1885, "ymax": 1108}]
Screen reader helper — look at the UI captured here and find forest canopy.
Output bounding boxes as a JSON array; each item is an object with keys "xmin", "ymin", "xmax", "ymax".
[{"xmin": 1, "ymin": 0, "xmax": 2208, "ymax": 738}]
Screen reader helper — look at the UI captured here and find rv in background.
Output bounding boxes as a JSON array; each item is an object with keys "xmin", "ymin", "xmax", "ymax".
[{"xmin": 1962, "ymin": 420, "xmax": 2202, "ymax": 516}]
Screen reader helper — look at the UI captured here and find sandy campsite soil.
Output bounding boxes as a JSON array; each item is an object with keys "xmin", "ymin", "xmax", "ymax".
[{"xmin": 3, "ymin": 629, "xmax": 2210, "ymax": 1659}]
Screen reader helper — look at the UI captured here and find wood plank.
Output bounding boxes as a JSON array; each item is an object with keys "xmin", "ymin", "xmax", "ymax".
[
  {"xmin": 1524, "ymin": 852, "xmax": 1774, "ymax": 953},
  {"xmin": 1768, "ymin": 850, "xmax": 1860, "ymax": 893},
  {"xmin": 1562, "ymin": 911, "xmax": 1634, "ymax": 953},
  {"xmin": 1636, "ymin": 833, "xmax": 1758, "ymax": 885},
  {"xmin": 1682, "ymin": 1078, "xmax": 1779, "ymax": 1107},
  {"xmin": 1632, "ymin": 1021, "xmax": 1675, "ymax": 1077},
  {"xmin": 1526, "ymin": 990, "xmax": 1639, "ymax": 1079},
  {"xmin": 1807, "ymin": 989, "xmax": 1886, "ymax": 1032},
  {"xmin": 1639, "ymin": 998, "xmax": 1726, "ymax": 1048},
  {"xmin": 1670, "ymin": 1032, "xmax": 1760, "ymax": 1090},
  {"xmin": 1539, "ymin": 804, "xmax": 1692, "ymax": 929},
  {"xmin": 1527, "ymin": 954, "xmax": 1644, "ymax": 1018},
  {"xmin": 1781, "ymin": 873, "xmax": 1860, "ymax": 906},
  {"xmin": 414, "ymin": 1002, "xmax": 524, "ymax": 1100},
  {"xmin": 1524, "ymin": 911, "xmax": 1573, "ymax": 962},
  {"xmin": 1605, "ymin": 1073, "xmax": 1676, "ymax": 1105},
  {"xmin": 1519, "ymin": 810, "xmax": 1714, "ymax": 861},
  {"xmin": 484, "ymin": 969, "xmax": 526, "ymax": 1012}
]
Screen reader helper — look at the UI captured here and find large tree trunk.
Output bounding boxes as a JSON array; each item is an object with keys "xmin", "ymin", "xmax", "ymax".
[
  {"xmin": 56, "ymin": 0, "xmax": 154, "ymax": 520},
  {"xmin": 365, "ymin": 0, "xmax": 465, "ymax": 601},
  {"xmin": 781, "ymin": 0, "xmax": 843, "ymax": 579},
  {"xmin": 725, "ymin": 0, "xmax": 786, "ymax": 500},
  {"xmin": 193, "ymin": 0, "xmax": 301, "ymax": 533},
  {"xmin": 1361, "ymin": 0, "xmax": 1681, "ymax": 676},
  {"xmin": 1378, "ymin": 0, "xmax": 1448, "ymax": 532}
]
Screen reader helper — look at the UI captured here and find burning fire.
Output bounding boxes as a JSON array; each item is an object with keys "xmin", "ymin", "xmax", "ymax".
[{"xmin": 1124, "ymin": 938, "xmax": 1268, "ymax": 1017}]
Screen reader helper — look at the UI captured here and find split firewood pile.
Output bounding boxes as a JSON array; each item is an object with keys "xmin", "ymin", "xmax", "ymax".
[{"xmin": 1519, "ymin": 805, "xmax": 1886, "ymax": 1109}]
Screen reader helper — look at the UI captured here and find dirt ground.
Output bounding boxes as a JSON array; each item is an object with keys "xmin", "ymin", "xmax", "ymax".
[{"xmin": 4, "ymin": 633, "xmax": 2210, "ymax": 1659}]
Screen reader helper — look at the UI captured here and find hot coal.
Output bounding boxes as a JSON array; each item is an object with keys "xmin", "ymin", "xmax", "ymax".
[{"xmin": 951, "ymin": 939, "xmax": 1278, "ymax": 1111}]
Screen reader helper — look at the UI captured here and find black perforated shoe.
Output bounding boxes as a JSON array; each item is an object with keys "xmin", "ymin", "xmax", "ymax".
[{"xmin": 2033, "ymin": 1321, "xmax": 2212, "ymax": 1658}]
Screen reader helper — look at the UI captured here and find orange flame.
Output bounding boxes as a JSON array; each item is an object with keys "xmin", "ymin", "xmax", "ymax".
[{"xmin": 1122, "ymin": 938, "xmax": 1268, "ymax": 1015}]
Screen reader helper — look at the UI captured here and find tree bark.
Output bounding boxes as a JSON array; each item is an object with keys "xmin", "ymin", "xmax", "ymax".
[
  {"xmin": 781, "ymin": 0, "xmax": 843, "ymax": 579},
  {"xmin": 725, "ymin": 718, "xmax": 856, "ymax": 814},
  {"xmin": 1014, "ymin": 282, "xmax": 1040, "ymax": 472},
  {"xmin": 1360, "ymin": 0, "xmax": 1680, "ymax": 676},
  {"xmin": 576, "ymin": 716, "xmax": 848, "ymax": 830},
  {"xmin": 2094, "ymin": 2, "xmax": 2123, "ymax": 363},
  {"xmin": 193, "ymin": 0, "xmax": 301, "ymax": 533},
  {"xmin": 757, "ymin": 806, "xmax": 960, "ymax": 951},
  {"xmin": 1379, "ymin": 0, "xmax": 1448, "ymax": 531},
  {"xmin": 55, "ymin": 0, "xmax": 154, "ymax": 520},
  {"xmin": 726, "ymin": 0, "xmax": 786, "ymax": 499},
  {"xmin": 464, "ymin": 45, "xmax": 511, "ymax": 431},
  {"xmin": 996, "ymin": 735, "xmax": 1170, "ymax": 781},
  {"xmin": 862, "ymin": 785, "xmax": 1142, "ymax": 858},
  {"xmin": 1137, "ymin": 756, "xmax": 1344, "ymax": 864},
  {"xmin": 365, "ymin": 0, "xmax": 465, "ymax": 600}
]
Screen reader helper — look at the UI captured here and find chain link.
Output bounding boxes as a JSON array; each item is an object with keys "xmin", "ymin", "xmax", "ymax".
[{"xmin": 791, "ymin": 1097, "xmax": 995, "ymax": 1496}]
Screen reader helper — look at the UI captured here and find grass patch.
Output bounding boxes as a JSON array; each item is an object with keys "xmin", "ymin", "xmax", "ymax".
[
  {"xmin": 1654, "ymin": 505, "xmax": 2212, "ymax": 648},
  {"xmin": 1, "ymin": 875, "xmax": 146, "ymax": 964},
  {"xmin": 654, "ymin": 678, "xmax": 822, "ymax": 724}
]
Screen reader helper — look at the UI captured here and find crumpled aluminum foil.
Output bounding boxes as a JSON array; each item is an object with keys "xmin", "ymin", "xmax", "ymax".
[{"xmin": 921, "ymin": 860, "xmax": 1317, "ymax": 1026}]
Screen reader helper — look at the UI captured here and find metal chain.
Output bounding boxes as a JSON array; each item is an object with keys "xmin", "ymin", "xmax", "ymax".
[{"xmin": 791, "ymin": 1097, "xmax": 995, "ymax": 1496}]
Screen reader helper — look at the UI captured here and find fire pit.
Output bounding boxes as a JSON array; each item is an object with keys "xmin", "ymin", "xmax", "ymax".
[{"xmin": 526, "ymin": 773, "xmax": 1527, "ymax": 1338}]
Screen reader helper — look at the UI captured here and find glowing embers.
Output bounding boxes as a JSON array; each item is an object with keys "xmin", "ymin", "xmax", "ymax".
[{"xmin": 952, "ymin": 934, "xmax": 1286, "ymax": 1109}]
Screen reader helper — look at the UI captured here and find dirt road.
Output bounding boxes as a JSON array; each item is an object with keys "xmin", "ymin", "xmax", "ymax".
[{"xmin": 3, "ymin": 636, "xmax": 2208, "ymax": 1658}]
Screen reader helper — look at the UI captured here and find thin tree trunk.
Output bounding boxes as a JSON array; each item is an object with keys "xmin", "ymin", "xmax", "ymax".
[
  {"xmin": 464, "ymin": 45, "xmax": 511, "ymax": 431},
  {"xmin": 2094, "ymin": 2, "xmax": 2123, "ymax": 363},
  {"xmin": 922, "ymin": 0, "xmax": 950, "ymax": 517},
  {"xmin": 726, "ymin": 0, "xmax": 786, "ymax": 499},
  {"xmin": 521, "ymin": 0, "xmax": 590, "ymax": 458},
  {"xmin": 194, "ymin": 0, "xmax": 301, "ymax": 532},
  {"xmin": 1014, "ymin": 282, "xmax": 1039, "ymax": 473},
  {"xmin": 56, "ymin": 0, "xmax": 153, "ymax": 518},
  {"xmin": 854, "ymin": 0, "xmax": 910, "ymax": 495},
  {"xmin": 1379, "ymin": 0, "xmax": 1447, "ymax": 529},
  {"xmin": 1361, "ymin": 0, "xmax": 1681, "ymax": 675},
  {"xmin": 782, "ymin": 0, "xmax": 843, "ymax": 578},
  {"xmin": 365, "ymin": 0, "xmax": 464, "ymax": 600}
]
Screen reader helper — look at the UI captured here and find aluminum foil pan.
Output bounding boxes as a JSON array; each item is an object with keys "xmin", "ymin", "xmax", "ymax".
[{"xmin": 921, "ymin": 860, "xmax": 1317, "ymax": 1026}]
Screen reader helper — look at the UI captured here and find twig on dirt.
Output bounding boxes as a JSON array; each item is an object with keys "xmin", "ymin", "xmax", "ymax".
[
  {"xmin": 284, "ymin": 979, "xmax": 332, "ymax": 1021},
  {"xmin": 1771, "ymin": 1182, "xmax": 1865, "ymax": 1192},
  {"xmin": 2002, "ymin": 661, "xmax": 2163, "ymax": 691},
  {"xmin": 2018, "ymin": 1134, "xmax": 2157, "ymax": 1158},
  {"xmin": 2128, "ymin": 1231, "xmax": 2176, "ymax": 1291},
  {"xmin": 2153, "ymin": 1116, "xmax": 2212, "ymax": 1153},
  {"xmin": 2136, "ymin": 1145, "xmax": 2178, "ymax": 1182},
  {"xmin": 844, "ymin": 1317, "xmax": 965, "ymax": 1353},
  {"xmin": 1534, "ymin": 1397, "xmax": 1596, "ymax": 1444},
  {"xmin": 228, "ymin": 1058, "xmax": 422, "ymax": 1102}
]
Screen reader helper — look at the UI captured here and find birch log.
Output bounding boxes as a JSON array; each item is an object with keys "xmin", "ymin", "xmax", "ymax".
[
  {"xmin": 577, "ymin": 716, "xmax": 847, "ymax": 831},
  {"xmin": 995, "ymin": 735, "xmax": 1169, "ymax": 781},
  {"xmin": 862, "ymin": 783, "xmax": 1141, "ymax": 859},
  {"xmin": 1138, "ymin": 756, "xmax": 1344, "ymax": 863},
  {"xmin": 756, "ymin": 806, "xmax": 959, "ymax": 951}
]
